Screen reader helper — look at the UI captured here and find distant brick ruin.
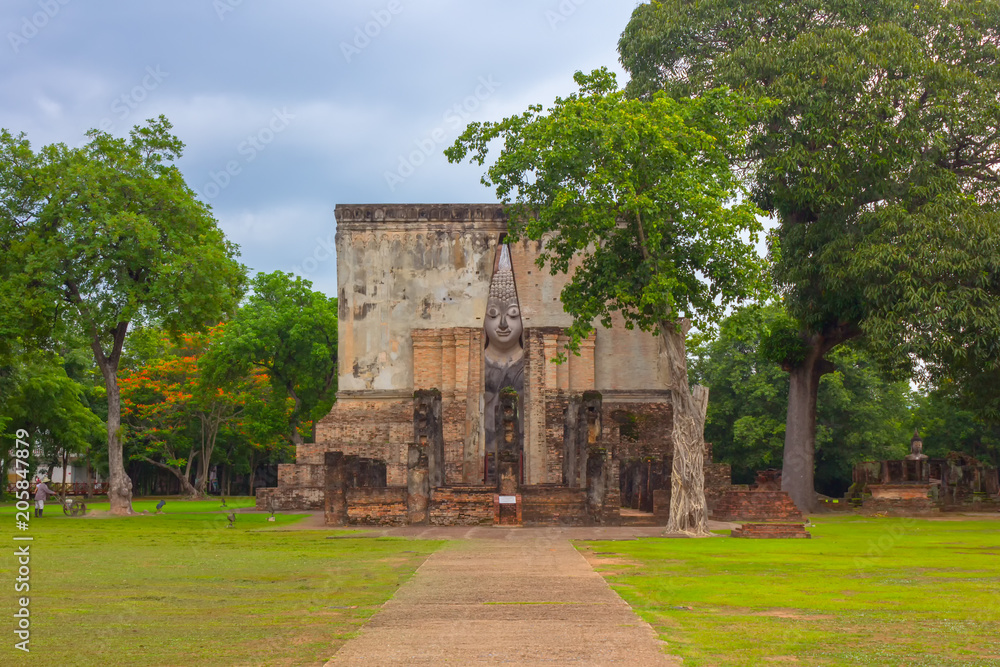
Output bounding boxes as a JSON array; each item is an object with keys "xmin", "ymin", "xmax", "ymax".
[
  {"xmin": 256, "ymin": 204, "xmax": 732, "ymax": 526},
  {"xmin": 851, "ymin": 435, "xmax": 1000, "ymax": 515}
]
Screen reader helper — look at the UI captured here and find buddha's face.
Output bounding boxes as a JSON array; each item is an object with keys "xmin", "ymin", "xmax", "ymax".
[{"xmin": 485, "ymin": 297, "xmax": 522, "ymax": 354}]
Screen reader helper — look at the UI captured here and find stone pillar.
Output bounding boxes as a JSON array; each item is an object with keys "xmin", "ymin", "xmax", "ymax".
[
  {"xmin": 414, "ymin": 390, "xmax": 445, "ymax": 489},
  {"xmin": 565, "ymin": 391, "xmax": 602, "ymax": 488},
  {"xmin": 324, "ymin": 451, "xmax": 347, "ymax": 526},
  {"xmin": 543, "ymin": 332, "xmax": 559, "ymax": 388},
  {"xmin": 496, "ymin": 388, "xmax": 522, "ymax": 492},
  {"xmin": 497, "ymin": 453, "xmax": 520, "ymax": 496},
  {"xmin": 463, "ymin": 329, "xmax": 484, "ymax": 483},
  {"xmin": 412, "ymin": 331, "xmax": 443, "ymax": 391},
  {"xmin": 586, "ymin": 448, "xmax": 608, "ymax": 525},
  {"xmin": 407, "ymin": 444, "xmax": 429, "ymax": 525},
  {"xmin": 605, "ymin": 458, "xmax": 621, "ymax": 524},
  {"xmin": 563, "ymin": 395, "xmax": 582, "ymax": 487},
  {"xmin": 454, "ymin": 330, "xmax": 470, "ymax": 395}
]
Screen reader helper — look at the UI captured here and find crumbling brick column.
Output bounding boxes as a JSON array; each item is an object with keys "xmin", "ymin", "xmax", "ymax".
[
  {"xmin": 586, "ymin": 448, "xmax": 608, "ymax": 524},
  {"xmin": 495, "ymin": 387, "xmax": 522, "ymax": 485},
  {"xmin": 414, "ymin": 389, "xmax": 444, "ymax": 489},
  {"xmin": 407, "ymin": 444, "xmax": 429, "ymax": 525},
  {"xmin": 324, "ymin": 451, "xmax": 347, "ymax": 526},
  {"xmin": 564, "ymin": 391, "xmax": 602, "ymax": 488}
]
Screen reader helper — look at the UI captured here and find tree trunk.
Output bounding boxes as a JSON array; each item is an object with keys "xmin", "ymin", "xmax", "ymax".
[
  {"xmin": 100, "ymin": 362, "xmax": 133, "ymax": 515},
  {"xmin": 780, "ymin": 326, "xmax": 856, "ymax": 514},
  {"xmin": 82, "ymin": 313, "xmax": 133, "ymax": 516},
  {"xmin": 782, "ymin": 360, "xmax": 824, "ymax": 513},
  {"xmin": 141, "ymin": 456, "xmax": 200, "ymax": 497},
  {"xmin": 661, "ymin": 319, "xmax": 711, "ymax": 536}
]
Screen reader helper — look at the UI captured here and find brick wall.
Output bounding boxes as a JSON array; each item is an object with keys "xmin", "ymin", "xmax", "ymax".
[
  {"xmin": 731, "ymin": 523, "xmax": 811, "ymax": 539},
  {"xmin": 346, "ymin": 487, "xmax": 409, "ymax": 526},
  {"xmin": 429, "ymin": 486, "xmax": 495, "ymax": 525},
  {"xmin": 277, "ymin": 463, "xmax": 325, "ymax": 488},
  {"xmin": 255, "ymin": 486, "xmax": 323, "ymax": 511},
  {"xmin": 704, "ymin": 462, "xmax": 732, "ymax": 514},
  {"xmin": 711, "ymin": 490, "xmax": 804, "ymax": 521},
  {"xmin": 862, "ymin": 497, "xmax": 938, "ymax": 515},
  {"xmin": 521, "ymin": 485, "xmax": 589, "ymax": 525},
  {"xmin": 603, "ymin": 396, "xmax": 674, "ymax": 461},
  {"xmin": 312, "ymin": 394, "xmax": 412, "ymax": 484}
]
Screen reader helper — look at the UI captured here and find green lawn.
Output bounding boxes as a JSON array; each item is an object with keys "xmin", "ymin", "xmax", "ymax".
[
  {"xmin": 0, "ymin": 499, "xmax": 441, "ymax": 666},
  {"xmin": 580, "ymin": 515, "xmax": 1000, "ymax": 666}
]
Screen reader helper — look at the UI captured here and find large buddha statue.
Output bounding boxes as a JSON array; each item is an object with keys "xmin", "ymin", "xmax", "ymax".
[{"xmin": 483, "ymin": 244, "xmax": 524, "ymax": 477}]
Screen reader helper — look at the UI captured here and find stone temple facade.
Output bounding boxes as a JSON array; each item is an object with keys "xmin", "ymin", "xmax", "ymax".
[{"xmin": 257, "ymin": 204, "xmax": 731, "ymax": 526}]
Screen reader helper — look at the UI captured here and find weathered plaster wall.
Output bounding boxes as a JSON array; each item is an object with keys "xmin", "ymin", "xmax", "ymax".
[
  {"xmin": 336, "ymin": 205, "xmax": 504, "ymax": 392},
  {"xmin": 336, "ymin": 204, "xmax": 670, "ymax": 395}
]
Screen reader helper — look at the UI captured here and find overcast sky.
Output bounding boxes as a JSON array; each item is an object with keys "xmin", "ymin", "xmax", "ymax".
[{"xmin": 1, "ymin": 1, "xmax": 641, "ymax": 297}]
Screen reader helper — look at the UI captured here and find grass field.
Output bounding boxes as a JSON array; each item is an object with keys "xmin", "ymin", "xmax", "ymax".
[
  {"xmin": 3, "ymin": 499, "xmax": 998, "ymax": 666},
  {"xmin": 0, "ymin": 498, "xmax": 442, "ymax": 666},
  {"xmin": 580, "ymin": 515, "xmax": 1000, "ymax": 666}
]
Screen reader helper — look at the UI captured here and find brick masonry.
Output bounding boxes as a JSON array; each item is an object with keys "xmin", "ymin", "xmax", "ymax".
[
  {"xmin": 711, "ymin": 490, "xmax": 804, "ymax": 522},
  {"xmin": 255, "ymin": 486, "xmax": 323, "ymax": 511},
  {"xmin": 731, "ymin": 523, "xmax": 812, "ymax": 539},
  {"xmin": 521, "ymin": 486, "xmax": 589, "ymax": 526},
  {"xmin": 346, "ymin": 487, "xmax": 409, "ymax": 526},
  {"xmin": 429, "ymin": 487, "xmax": 495, "ymax": 526}
]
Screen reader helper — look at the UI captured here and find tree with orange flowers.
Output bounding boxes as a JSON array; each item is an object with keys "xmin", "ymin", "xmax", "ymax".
[{"xmin": 121, "ymin": 324, "xmax": 275, "ymax": 497}]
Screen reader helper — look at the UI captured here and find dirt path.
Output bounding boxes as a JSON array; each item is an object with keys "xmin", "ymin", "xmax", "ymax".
[{"xmin": 325, "ymin": 528, "xmax": 680, "ymax": 665}]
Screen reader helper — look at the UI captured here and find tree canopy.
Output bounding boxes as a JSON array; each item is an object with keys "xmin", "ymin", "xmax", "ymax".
[
  {"xmin": 0, "ymin": 117, "xmax": 246, "ymax": 513},
  {"xmin": 0, "ymin": 347, "xmax": 105, "ymax": 487},
  {"xmin": 120, "ymin": 325, "xmax": 276, "ymax": 497},
  {"xmin": 620, "ymin": 0, "xmax": 1000, "ymax": 510},
  {"xmin": 207, "ymin": 271, "xmax": 338, "ymax": 447}
]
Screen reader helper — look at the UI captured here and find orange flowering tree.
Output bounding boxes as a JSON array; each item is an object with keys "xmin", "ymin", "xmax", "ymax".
[{"xmin": 120, "ymin": 324, "xmax": 274, "ymax": 497}]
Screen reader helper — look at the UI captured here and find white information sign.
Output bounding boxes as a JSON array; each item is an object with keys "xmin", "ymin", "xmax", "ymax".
[{"xmin": 498, "ymin": 495, "xmax": 517, "ymax": 505}]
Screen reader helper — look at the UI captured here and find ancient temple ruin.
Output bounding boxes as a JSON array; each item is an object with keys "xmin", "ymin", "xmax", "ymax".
[{"xmin": 256, "ymin": 204, "xmax": 731, "ymax": 525}]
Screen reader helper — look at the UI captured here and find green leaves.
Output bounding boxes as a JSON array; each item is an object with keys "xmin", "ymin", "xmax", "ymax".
[
  {"xmin": 692, "ymin": 304, "xmax": 911, "ymax": 491},
  {"xmin": 0, "ymin": 116, "xmax": 246, "ymax": 356},
  {"xmin": 207, "ymin": 271, "xmax": 338, "ymax": 445},
  {"xmin": 621, "ymin": 0, "xmax": 1000, "ymax": 410},
  {"xmin": 447, "ymin": 68, "xmax": 770, "ymax": 349}
]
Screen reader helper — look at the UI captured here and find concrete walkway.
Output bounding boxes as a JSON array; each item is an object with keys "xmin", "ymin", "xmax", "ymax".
[{"xmin": 325, "ymin": 528, "xmax": 679, "ymax": 665}]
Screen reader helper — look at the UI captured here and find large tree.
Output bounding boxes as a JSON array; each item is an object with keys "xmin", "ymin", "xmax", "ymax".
[
  {"xmin": 447, "ymin": 69, "xmax": 769, "ymax": 534},
  {"xmin": 0, "ymin": 117, "xmax": 245, "ymax": 514},
  {"xmin": 620, "ymin": 0, "xmax": 1000, "ymax": 510},
  {"xmin": 207, "ymin": 271, "xmax": 338, "ymax": 448},
  {"xmin": 692, "ymin": 304, "xmax": 911, "ymax": 494}
]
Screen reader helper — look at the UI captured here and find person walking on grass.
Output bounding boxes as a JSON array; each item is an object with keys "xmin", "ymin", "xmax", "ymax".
[{"xmin": 34, "ymin": 477, "xmax": 56, "ymax": 518}]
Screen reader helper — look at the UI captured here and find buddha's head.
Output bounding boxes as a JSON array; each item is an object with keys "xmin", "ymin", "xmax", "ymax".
[{"xmin": 484, "ymin": 245, "xmax": 522, "ymax": 361}]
